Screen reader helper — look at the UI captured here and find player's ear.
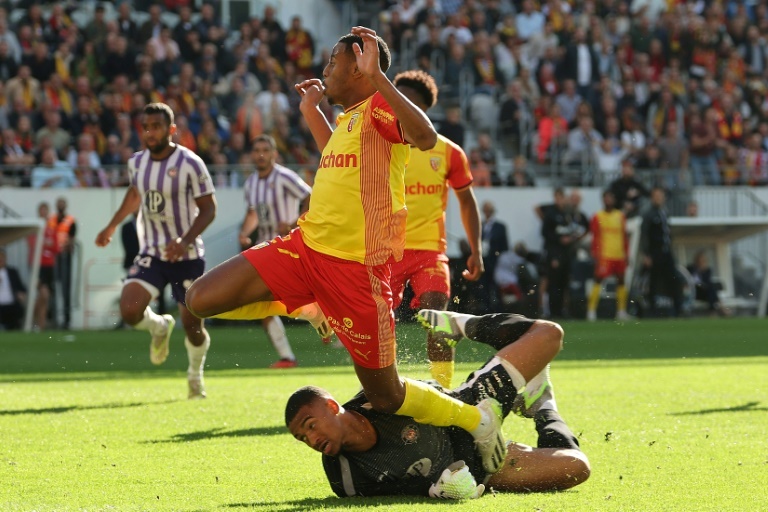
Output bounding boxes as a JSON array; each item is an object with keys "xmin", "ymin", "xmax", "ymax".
[
  {"xmin": 327, "ymin": 398, "xmax": 340, "ymax": 414},
  {"xmin": 169, "ymin": 123, "xmax": 177, "ymax": 136}
]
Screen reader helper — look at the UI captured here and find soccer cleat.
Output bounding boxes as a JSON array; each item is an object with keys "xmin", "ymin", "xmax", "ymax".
[
  {"xmin": 513, "ymin": 364, "xmax": 557, "ymax": 418},
  {"xmin": 416, "ymin": 309, "xmax": 463, "ymax": 346},
  {"xmin": 471, "ymin": 398, "xmax": 507, "ymax": 474},
  {"xmin": 188, "ymin": 375, "xmax": 206, "ymax": 400},
  {"xmin": 269, "ymin": 358, "xmax": 298, "ymax": 369},
  {"xmin": 150, "ymin": 314, "xmax": 175, "ymax": 365},
  {"xmin": 616, "ymin": 311, "xmax": 633, "ymax": 322}
]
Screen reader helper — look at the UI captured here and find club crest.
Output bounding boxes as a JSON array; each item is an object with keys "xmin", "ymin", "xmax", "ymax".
[
  {"xmin": 430, "ymin": 157, "xmax": 441, "ymax": 171},
  {"xmin": 348, "ymin": 112, "xmax": 361, "ymax": 132},
  {"xmin": 167, "ymin": 167, "xmax": 178, "ymax": 178},
  {"xmin": 401, "ymin": 424, "xmax": 420, "ymax": 445}
]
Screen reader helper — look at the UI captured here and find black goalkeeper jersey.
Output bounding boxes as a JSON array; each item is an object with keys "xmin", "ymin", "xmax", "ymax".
[{"xmin": 321, "ymin": 390, "xmax": 480, "ymax": 497}]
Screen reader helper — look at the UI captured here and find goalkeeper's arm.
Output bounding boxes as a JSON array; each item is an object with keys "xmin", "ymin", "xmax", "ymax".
[{"xmin": 428, "ymin": 461, "xmax": 485, "ymax": 500}]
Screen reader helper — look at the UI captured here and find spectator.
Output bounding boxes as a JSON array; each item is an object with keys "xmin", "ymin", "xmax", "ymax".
[
  {"xmin": 689, "ymin": 109, "xmax": 721, "ymax": 186},
  {"xmin": 138, "ymin": 4, "xmax": 166, "ymax": 47},
  {"xmin": 101, "ymin": 134, "xmax": 123, "ymax": 167},
  {"xmin": 66, "ymin": 133, "xmax": 101, "ymax": 170},
  {"xmin": 481, "ymin": 201, "xmax": 509, "ymax": 310},
  {"xmin": 6, "ymin": 65, "xmax": 41, "ymax": 111},
  {"xmin": 116, "ymin": 3, "xmax": 140, "ymax": 48},
  {"xmin": 555, "ymin": 79, "xmax": 583, "ymax": 127},
  {"xmin": 35, "ymin": 110, "xmax": 70, "ymax": 154},
  {"xmin": 0, "ymin": 247, "xmax": 26, "ymax": 331},
  {"xmin": 619, "ymin": 113, "xmax": 647, "ymax": 161},
  {"xmin": 49, "ymin": 197, "xmax": 76, "ymax": 330},
  {"xmin": 536, "ymin": 100, "xmax": 568, "ymax": 163},
  {"xmin": 255, "ymin": 77, "xmax": 290, "ymax": 132},
  {"xmin": 84, "ymin": 5, "xmax": 109, "ymax": 52},
  {"xmin": 31, "ymin": 147, "xmax": 76, "ymax": 189},
  {"xmin": 23, "ymin": 41, "xmax": 55, "ymax": 83},
  {"xmin": 609, "ymin": 159, "xmax": 649, "ymax": 218},
  {"xmin": 43, "ymin": 72, "xmax": 74, "ymax": 117},
  {"xmin": 559, "ymin": 28, "xmax": 600, "ymax": 103},
  {"xmin": 594, "ymin": 115, "xmax": 629, "ymax": 175},
  {"xmin": 441, "ymin": 13, "xmax": 473, "ymax": 46},
  {"xmin": 149, "ymin": 26, "xmax": 181, "ymax": 63},
  {"xmin": 102, "ymin": 35, "xmax": 137, "ymax": 85},
  {"xmin": 498, "ymin": 80, "xmax": 531, "ymax": 158},
  {"xmin": 657, "ymin": 120, "xmax": 689, "ymax": 190},
  {"xmin": 73, "ymin": 151, "xmax": 109, "ymax": 188},
  {"xmin": 564, "ymin": 114, "xmax": 602, "ymax": 167},
  {"xmin": 515, "ymin": 0, "xmax": 545, "ymax": 42},
  {"xmin": 0, "ymin": 40, "xmax": 19, "ymax": 82},
  {"xmin": 507, "ymin": 155, "xmax": 535, "ymax": 187},
  {"xmin": 646, "ymin": 88, "xmax": 684, "ymax": 141},
  {"xmin": 737, "ymin": 130, "xmax": 768, "ymax": 186},
  {"xmin": 437, "ymin": 105, "xmax": 465, "ymax": 148},
  {"xmin": 468, "ymin": 148, "xmax": 491, "ymax": 187}
]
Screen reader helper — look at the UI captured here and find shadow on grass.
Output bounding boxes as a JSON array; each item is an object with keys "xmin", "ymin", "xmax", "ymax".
[
  {"xmin": 224, "ymin": 496, "xmax": 435, "ymax": 510},
  {"xmin": 669, "ymin": 401, "xmax": 767, "ymax": 415},
  {"xmin": 145, "ymin": 425, "xmax": 286, "ymax": 444},
  {"xmin": 0, "ymin": 399, "xmax": 179, "ymax": 416}
]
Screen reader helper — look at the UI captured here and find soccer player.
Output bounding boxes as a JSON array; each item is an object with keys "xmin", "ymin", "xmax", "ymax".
[
  {"xmin": 286, "ymin": 310, "xmax": 590, "ymax": 499},
  {"xmin": 238, "ymin": 135, "xmax": 312, "ymax": 369},
  {"xmin": 185, "ymin": 27, "xmax": 507, "ymax": 474},
  {"xmin": 587, "ymin": 190, "xmax": 630, "ymax": 321},
  {"xmin": 95, "ymin": 102, "xmax": 216, "ymax": 399},
  {"xmin": 390, "ymin": 69, "xmax": 483, "ymax": 389}
]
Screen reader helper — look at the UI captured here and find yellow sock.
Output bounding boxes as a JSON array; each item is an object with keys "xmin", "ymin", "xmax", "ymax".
[
  {"xmin": 395, "ymin": 378, "xmax": 481, "ymax": 431},
  {"xmin": 429, "ymin": 360, "xmax": 454, "ymax": 389},
  {"xmin": 587, "ymin": 283, "xmax": 602, "ymax": 313},
  {"xmin": 616, "ymin": 285, "xmax": 628, "ymax": 312},
  {"xmin": 213, "ymin": 301, "xmax": 292, "ymax": 320}
]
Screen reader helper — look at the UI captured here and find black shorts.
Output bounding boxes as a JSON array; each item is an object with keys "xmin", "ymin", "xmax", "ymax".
[
  {"xmin": 125, "ymin": 255, "xmax": 205, "ymax": 304},
  {"xmin": 38, "ymin": 266, "xmax": 54, "ymax": 289}
]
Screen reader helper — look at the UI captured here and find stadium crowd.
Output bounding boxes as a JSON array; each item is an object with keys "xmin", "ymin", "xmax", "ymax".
[{"xmin": 1, "ymin": 0, "xmax": 768, "ymax": 189}]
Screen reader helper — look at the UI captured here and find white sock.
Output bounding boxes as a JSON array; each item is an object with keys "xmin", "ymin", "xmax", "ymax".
[
  {"xmin": 541, "ymin": 293, "xmax": 550, "ymax": 316},
  {"xmin": 449, "ymin": 312, "xmax": 475, "ymax": 337},
  {"xmin": 264, "ymin": 316, "xmax": 294, "ymax": 360},
  {"xmin": 185, "ymin": 331, "xmax": 211, "ymax": 379},
  {"xmin": 133, "ymin": 307, "xmax": 165, "ymax": 333}
]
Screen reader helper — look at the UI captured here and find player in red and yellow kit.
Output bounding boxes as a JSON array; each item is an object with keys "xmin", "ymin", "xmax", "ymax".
[
  {"xmin": 391, "ymin": 70, "xmax": 483, "ymax": 389},
  {"xmin": 587, "ymin": 190, "xmax": 630, "ymax": 321},
  {"xmin": 186, "ymin": 27, "xmax": 507, "ymax": 474}
]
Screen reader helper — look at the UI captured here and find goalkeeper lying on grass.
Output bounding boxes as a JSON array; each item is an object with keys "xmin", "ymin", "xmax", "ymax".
[{"xmin": 285, "ymin": 311, "xmax": 591, "ymax": 499}]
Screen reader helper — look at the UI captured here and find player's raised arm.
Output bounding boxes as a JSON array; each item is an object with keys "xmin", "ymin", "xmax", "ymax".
[
  {"xmin": 95, "ymin": 186, "xmax": 141, "ymax": 247},
  {"xmin": 295, "ymin": 78, "xmax": 334, "ymax": 151},
  {"xmin": 350, "ymin": 26, "xmax": 436, "ymax": 151}
]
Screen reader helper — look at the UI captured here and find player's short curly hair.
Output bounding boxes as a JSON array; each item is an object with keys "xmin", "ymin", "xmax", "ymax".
[
  {"xmin": 143, "ymin": 102, "xmax": 174, "ymax": 126},
  {"xmin": 337, "ymin": 33, "xmax": 391, "ymax": 73},
  {"xmin": 393, "ymin": 70, "xmax": 438, "ymax": 108},
  {"xmin": 285, "ymin": 386, "xmax": 334, "ymax": 427}
]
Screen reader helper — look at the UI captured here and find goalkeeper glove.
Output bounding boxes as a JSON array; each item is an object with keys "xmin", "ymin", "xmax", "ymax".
[{"xmin": 428, "ymin": 461, "xmax": 485, "ymax": 500}]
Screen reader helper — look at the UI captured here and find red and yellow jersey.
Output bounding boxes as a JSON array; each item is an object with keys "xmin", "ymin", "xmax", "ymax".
[
  {"xmin": 299, "ymin": 92, "xmax": 410, "ymax": 266},
  {"xmin": 405, "ymin": 135, "xmax": 473, "ymax": 252},
  {"xmin": 590, "ymin": 209, "xmax": 627, "ymax": 260}
]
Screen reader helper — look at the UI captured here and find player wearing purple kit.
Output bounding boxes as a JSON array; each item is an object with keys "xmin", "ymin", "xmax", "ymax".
[{"xmin": 96, "ymin": 103, "xmax": 217, "ymax": 399}]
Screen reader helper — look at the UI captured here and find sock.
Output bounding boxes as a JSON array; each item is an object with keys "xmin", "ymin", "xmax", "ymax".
[
  {"xmin": 429, "ymin": 360, "xmax": 454, "ymax": 389},
  {"xmin": 133, "ymin": 306, "xmax": 165, "ymax": 333},
  {"xmin": 185, "ymin": 331, "xmax": 211, "ymax": 379},
  {"xmin": 534, "ymin": 409, "xmax": 580, "ymax": 450},
  {"xmin": 541, "ymin": 293, "xmax": 550, "ymax": 316},
  {"xmin": 213, "ymin": 301, "xmax": 290, "ymax": 320},
  {"xmin": 616, "ymin": 284, "xmax": 628, "ymax": 313},
  {"xmin": 465, "ymin": 356, "xmax": 524, "ymax": 418},
  {"xmin": 264, "ymin": 316, "xmax": 294, "ymax": 360},
  {"xmin": 587, "ymin": 283, "xmax": 601, "ymax": 314},
  {"xmin": 395, "ymin": 378, "xmax": 481, "ymax": 431},
  {"xmin": 463, "ymin": 314, "xmax": 535, "ymax": 350}
]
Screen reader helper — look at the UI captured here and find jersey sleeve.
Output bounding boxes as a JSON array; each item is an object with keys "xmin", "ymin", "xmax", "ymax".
[
  {"xmin": 368, "ymin": 92, "xmax": 406, "ymax": 144},
  {"xmin": 128, "ymin": 152, "xmax": 140, "ymax": 188},
  {"xmin": 445, "ymin": 139, "xmax": 473, "ymax": 190},
  {"xmin": 186, "ymin": 153, "xmax": 215, "ymax": 198}
]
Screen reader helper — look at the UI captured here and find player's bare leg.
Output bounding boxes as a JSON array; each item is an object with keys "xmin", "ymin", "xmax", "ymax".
[
  {"xmin": 120, "ymin": 282, "xmax": 174, "ymax": 365},
  {"xmin": 179, "ymin": 303, "xmax": 209, "ymax": 399},
  {"xmin": 186, "ymin": 254, "xmax": 275, "ymax": 317},
  {"xmin": 586, "ymin": 277, "xmax": 603, "ymax": 322},
  {"xmin": 420, "ymin": 291, "xmax": 454, "ymax": 388},
  {"xmin": 487, "ymin": 443, "xmax": 590, "ymax": 492}
]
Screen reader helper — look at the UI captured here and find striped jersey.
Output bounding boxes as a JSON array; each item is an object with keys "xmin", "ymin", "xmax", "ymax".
[
  {"xmin": 243, "ymin": 164, "xmax": 312, "ymax": 243},
  {"xmin": 298, "ymin": 92, "xmax": 410, "ymax": 266},
  {"xmin": 404, "ymin": 135, "xmax": 473, "ymax": 252},
  {"xmin": 128, "ymin": 144, "xmax": 214, "ymax": 261}
]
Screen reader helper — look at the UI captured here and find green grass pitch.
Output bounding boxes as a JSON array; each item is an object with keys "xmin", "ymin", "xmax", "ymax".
[{"xmin": 0, "ymin": 318, "xmax": 766, "ymax": 511}]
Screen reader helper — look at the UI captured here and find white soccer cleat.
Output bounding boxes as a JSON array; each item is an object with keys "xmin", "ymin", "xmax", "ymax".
[
  {"xmin": 150, "ymin": 314, "xmax": 175, "ymax": 365},
  {"xmin": 616, "ymin": 310, "xmax": 633, "ymax": 322},
  {"xmin": 416, "ymin": 309, "xmax": 464, "ymax": 346},
  {"xmin": 188, "ymin": 374, "xmax": 206, "ymax": 399},
  {"xmin": 512, "ymin": 364, "xmax": 557, "ymax": 418},
  {"xmin": 471, "ymin": 398, "xmax": 506, "ymax": 474}
]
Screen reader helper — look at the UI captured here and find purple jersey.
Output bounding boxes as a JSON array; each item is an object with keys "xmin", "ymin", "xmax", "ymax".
[
  {"xmin": 128, "ymin": 145, "xmax": 214, "ymax": 261},
  {"xmin": 243, "ymin": 164, "xmax": 311, "ymax": 243}
]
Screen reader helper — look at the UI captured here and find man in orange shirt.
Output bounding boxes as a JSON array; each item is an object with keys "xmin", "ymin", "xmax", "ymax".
[
  {"xmin": 186, "ymin": 27, "xmax": 507, "ymax": 474},
  {"xmin": 587, "ymin": 190, "xmax": 630, "ymax": 321},
  {"xmin": 391, "ymin": 70, "xmax": 483, "ymax": 389}
]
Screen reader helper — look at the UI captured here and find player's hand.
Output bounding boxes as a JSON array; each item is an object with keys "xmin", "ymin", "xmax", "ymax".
[
  {"xmin": 350, "ymin": 26, "xmax": 382, "ymax": 80},
  {"xmin": 428, "ymin": 461, "xmax": 485, "ymax": 500},
  {"xmin": 295, "ymin": 79, "xmax": 325, "ymax": 108},
  {"xmin": 462, "ymin": 252, "xmax": 484, "ymax": 281},
  {"xmin": 164, "ymin": 238, "xmax": 187, "ymax": 262},
  {"xmin": 95, "ymin": 226, "xmax": 115, "ymax": 247},
  {"xmin": 277, "ymin": 222, "xmax": 293, "ymax": 236},
  {"xmin": 239, "ymin": 234, "xmax": 252, "ymax": 249}
]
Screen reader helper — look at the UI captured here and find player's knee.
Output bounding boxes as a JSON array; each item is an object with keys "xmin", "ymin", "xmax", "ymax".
[
  {"xmin": 184, "ymin": 282, "xmax": 207, "ymax": 318},
  {"xmin": 565, "ymin": 452, "xmax": 591, "ymax": 488},
  {"xmin": 534, "ymin": 320, "xmax": 564, "ymax": 353},
  {"xmin": 120, "ymin": 299, "xmax": 145, "ymax": 326}
]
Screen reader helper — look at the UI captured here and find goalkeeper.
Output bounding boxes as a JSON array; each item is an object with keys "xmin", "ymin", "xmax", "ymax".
[{"xmin": 284, "ymin": 311, "xmax": 590, "ymax": 499}]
